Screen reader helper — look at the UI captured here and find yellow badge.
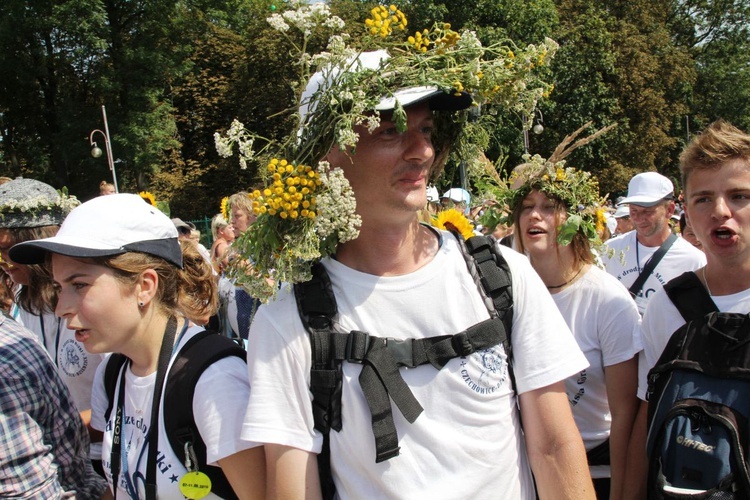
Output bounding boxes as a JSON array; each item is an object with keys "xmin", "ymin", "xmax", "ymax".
[{"xmin": 178, "ymin": 471, "xmax": 212, "ymax": 499}]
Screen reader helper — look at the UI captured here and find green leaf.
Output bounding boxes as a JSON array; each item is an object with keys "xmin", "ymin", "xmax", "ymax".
[
  {"xmin": 392, "ymin": 102, "xmax": 407, "ymax": 133},
  {"xmin": 557, "ymin": 214, "xmax": 582, "ymax": 246}
]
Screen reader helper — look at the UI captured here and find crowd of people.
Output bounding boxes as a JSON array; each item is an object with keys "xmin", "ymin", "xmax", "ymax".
[{"xmin": 1, "ymin": 35, "xmax": 750, "ymax": 500}]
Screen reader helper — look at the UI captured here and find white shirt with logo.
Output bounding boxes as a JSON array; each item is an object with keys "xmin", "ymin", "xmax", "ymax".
[
  {"xmin": 91, "ymin": 326, "xmax": 257, "ymax": 499},
  {"xmin": 602, "ymin": 231, "xmax": 705, "ymax": 314},
  {"xmin": 551, "ymin": 265, "xmax": 641, "ymax": 478},
  {"xmin": 241, "ymin": 233, "xmax": 588, "ymax": 499}
]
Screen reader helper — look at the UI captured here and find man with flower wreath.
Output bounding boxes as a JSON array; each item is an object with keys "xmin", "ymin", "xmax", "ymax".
[{"xmin": 237, "ymin": 7, "xmax": 594, "ymax": 498}]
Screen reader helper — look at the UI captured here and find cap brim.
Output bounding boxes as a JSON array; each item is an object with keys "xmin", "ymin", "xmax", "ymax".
[
  {"xmin": 375, "ymin": 86, "xmax": 472, "ymax": 112},
  {"xmin": 10, "ymin": 239, "xmax": 126, "ymax": 265},
  {"xmin": 618, "ymin": 196, "xmax": 671, "ymax": 207},
  {"xmin": 10, "ymin": 236, "xmax": 183, "ymax": 268}
]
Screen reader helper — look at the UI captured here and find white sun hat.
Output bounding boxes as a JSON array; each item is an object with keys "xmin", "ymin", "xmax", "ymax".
[{"xmin": 10, "ymin": 193, "xmax": 182, "ymax": 268}]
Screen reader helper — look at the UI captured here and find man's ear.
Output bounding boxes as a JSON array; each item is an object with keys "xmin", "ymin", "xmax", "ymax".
[{"xmin": 665, "ymin": 200, "xmax": 676, "ymax": 218}]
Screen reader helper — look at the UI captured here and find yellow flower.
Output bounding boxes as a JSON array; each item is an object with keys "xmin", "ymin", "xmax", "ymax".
[
  {"xmin": 221, "ymin": 196, "xmax": 230, "ymax": 221},
  {"xmin": 139, "ymin": 191, "xmax": 157, "ymax": 207},
  {"xmin": 365, "ymin": 4, "xmax": 407, "ymax": 37},
  {"xmin": 555, "ymin": 167, "xmax": 565, "ymax": 181},
  {"xmin": 433, "ymin": 209, "xmax": 475, "ymax": 240},
  {"xmin": 596, "ymin": 208, "xmax": 607, "ymax": 234}
]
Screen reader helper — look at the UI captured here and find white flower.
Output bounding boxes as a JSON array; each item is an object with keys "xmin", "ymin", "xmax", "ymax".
[
  {"xmin": 267, "ymin": 14, "xmax": 290, "ymax": 32},
  {"xmin": 214, "ymin": 133, "xmax": 233, "ymax": 158},
  {"xmin": 315, "ymin": 164, "xmax": 361, "ymax": 242},
  {"xmin": 364, "ymin": 115, "xmax": 381, "ymax": 133},
  {"xmin": 336, "ymin": 128, "xmax": 359, "ymax": 149},
  {"xmin": 323, "ymin": 15, "xmax": 345, "ymax": 31}
]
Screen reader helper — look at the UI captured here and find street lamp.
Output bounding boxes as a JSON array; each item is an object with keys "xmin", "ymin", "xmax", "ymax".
[
  {"xmin": 522, "ymin": 108, "xmax": 544, "ymax": 154},
  {"xmin": 89, "ymin": 105, "xmax": 119, "ymax": 193}
]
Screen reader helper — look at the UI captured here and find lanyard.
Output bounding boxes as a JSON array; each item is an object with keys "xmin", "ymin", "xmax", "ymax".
[
  {"xmin": 39, "ymin": 316, "xmax": 62, "ymax": 367},
  {"xmin": 110, "ymin": 317, "xmax": 184, "ymax": 500},
  {"xmin": 629, "ymin": 233, "xmax": 677, "ymax": 298}
]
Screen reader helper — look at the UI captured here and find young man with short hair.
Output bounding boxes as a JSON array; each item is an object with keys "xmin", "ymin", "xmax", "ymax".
[{"xmin": 623, "ymin": 120, "xmax": 750, "ymax": 498}]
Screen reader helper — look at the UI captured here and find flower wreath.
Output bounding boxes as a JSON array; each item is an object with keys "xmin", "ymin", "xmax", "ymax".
[
  {"xmin": 481, "ymin": 122, "xmax": 616, "ymax": 247},
  {"xmin": 215, "ymin": 1, "xmax": 557, "ymax": 301}
]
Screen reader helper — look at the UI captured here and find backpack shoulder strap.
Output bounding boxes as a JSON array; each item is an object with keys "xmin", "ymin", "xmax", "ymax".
[
  {"xmin": 461, "ymin": 232, "xmax": 516, "ymax": 390},
  {"xmin": 163, "ymin": 330, "xmax": 246, "ymax": 500},
  {"xmin": 664, "ymin": 270, "xmax": 718, "ymax": 322},
  {"xmin": 103, "ymin": 353, "xmax": 128, "ymax": 422}
]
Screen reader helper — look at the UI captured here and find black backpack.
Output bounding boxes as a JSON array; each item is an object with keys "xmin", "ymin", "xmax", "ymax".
[
  {"xmin": 293, "ymin": 233, "xmax": 514, "ymax": 499},
  {"xmin": 103, "ymin": 330, "xmax": 246, "ymax": 499},
  {"xmin": 646, "ymin": 271, "xmax": 750, "ymax": 499}
]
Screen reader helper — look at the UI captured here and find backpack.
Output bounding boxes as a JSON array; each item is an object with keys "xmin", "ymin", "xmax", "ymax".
[
  {"xmin": 646, "ymin": 271, "xmax": 750, "ymax": 499},
  {"xmin": 103, "ymin": 330, "xmax": 246, "ymax": 499},
  {"xmin": 293, "ymin": 232, "xmax": 514, "ymax": 499}
]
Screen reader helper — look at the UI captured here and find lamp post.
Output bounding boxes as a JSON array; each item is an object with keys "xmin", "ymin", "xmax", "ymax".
[
  {"xmin": 523, "ymin": 109, "xmax": 545, "ymax": 155},
  {"xmin": 89, "ymin": 105, "xmax": 118, "ymax": 193}
]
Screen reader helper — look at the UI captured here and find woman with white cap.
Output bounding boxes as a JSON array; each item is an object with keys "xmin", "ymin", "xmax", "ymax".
[{"xmin": 10, "ymin": 193, "xmax": 264, "ymax": 499}]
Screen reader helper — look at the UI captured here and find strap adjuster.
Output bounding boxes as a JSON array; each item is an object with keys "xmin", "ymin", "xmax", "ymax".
[{"xmin": 345, "ymin": 330, "xmax": 370, "ymax": 363}]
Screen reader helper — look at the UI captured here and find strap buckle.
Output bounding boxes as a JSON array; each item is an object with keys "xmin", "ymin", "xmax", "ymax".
[{"xmin": 384, "ymin": 337, "xmax": 414, "ymax": 366}]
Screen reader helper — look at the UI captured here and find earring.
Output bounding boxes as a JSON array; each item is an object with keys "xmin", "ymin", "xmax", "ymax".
[{"xmin": 138, "ymin": 301, "xmax": 145, "ymax": 307}]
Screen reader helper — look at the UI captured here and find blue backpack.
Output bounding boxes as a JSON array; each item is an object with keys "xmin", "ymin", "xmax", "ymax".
[{"xmin": 646, "ymin": 271, "xmax": 750, "ymax": 499}]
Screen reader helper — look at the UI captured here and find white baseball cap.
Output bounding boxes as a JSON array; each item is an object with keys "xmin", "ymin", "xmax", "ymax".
[
  {"xmin": 299, "ymin": 49, "xmax": 472, "ymax": 124},
  {"xmin": 618, "ymin": 172, "xmax": 674, "ymax": 207},
  {"xmin": 426, "ymin": 185, "xmax": 440, "ymax": 203},
  {"xmin": 605, "ymin": 213, "xmax": 617, "ymax": 234},
  {"xmin": 10, "ymin": 193, "xmax": 182, "ymax": 268},
  {"xmin": 442, "ymin": 188, "xmax": 471, "ymax": 204},
  {"xmin": 613, "ymin": 205, "xmax": 630, "ymax": 218}
]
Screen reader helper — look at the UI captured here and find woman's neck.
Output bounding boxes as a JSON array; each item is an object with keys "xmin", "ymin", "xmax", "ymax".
[
  {"xmin": 126, "ymin": 313, "xmax": 179, "ymax": 377},
  {"xmin": 529, "ymin": 246, "xmax": 585, "ymax": 293}
]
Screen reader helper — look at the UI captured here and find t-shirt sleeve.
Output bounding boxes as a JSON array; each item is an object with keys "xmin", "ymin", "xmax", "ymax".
[
  {"xmin": 194, "ymin": 356, "xmax": 260, "ymax": 465},
  {"xmin": 241, "ymin": 293, "xmax": 323, "ymax": 453},
  {"xmin": 597, "ymin": 280, "xmax": 642, "ymax": 367},
  {"xmin": 500, "ymin": 248, "xmax": 589, "ymax": 394},
  {"xmin": 637, "ymin": 289, "xmax": 685, "ymax": 400}
]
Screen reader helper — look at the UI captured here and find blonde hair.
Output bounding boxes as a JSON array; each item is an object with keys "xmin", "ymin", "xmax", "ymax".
[
  {"xmin": 228, "ymin": 192, "xmax": 253, "ymax": 218},
  {"xmin": 211, "ymin": 214, "xmax": 229, "ymax": 240},
  {"xmin": 680, "ymin": 120, "xmax": 750, "ymax": 190},
  {"xmin": 99, "ymin": 180, "xmax": 115, "ymax": 195},
  {"xmin": 96, "ymin": 240, "xmax": 217, "ymax": 324}
]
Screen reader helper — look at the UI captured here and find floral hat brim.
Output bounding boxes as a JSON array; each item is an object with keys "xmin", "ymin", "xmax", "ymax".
[{"xmin": 0, "ymin": 178, "xmax": 79, "ymax": 229}]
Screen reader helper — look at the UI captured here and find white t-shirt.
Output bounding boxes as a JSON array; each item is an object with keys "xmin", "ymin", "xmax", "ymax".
[
  {"xmin": 602, "ymin": 232, "xmax": 706, "ymax": 314},
  {"xmin": 91, "ymin": 326, "xmax": 257, "ymax": 499},
  {"xmin": 638, "ymin": 278, "xmax": 750, "ymax": 399},
  {"xmin": 551, "ymin": 265, "xmax": 641, "ymax": 478},
  {"xmin": 241, "ymin": 232, "xmax": 588, "ymax": 500}
]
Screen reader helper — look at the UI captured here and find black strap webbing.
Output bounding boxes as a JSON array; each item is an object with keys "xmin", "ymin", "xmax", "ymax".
[
  {"xmin": 294, "ymin": 233, "xmax": 513, "ymax": 465},
  {"xmin": 664, "ymin": 270, "xmax": 718, "ymax": 322},
  {"xmin": 629, "ymin": 233, "xmax": 677, "ymax": 297}
]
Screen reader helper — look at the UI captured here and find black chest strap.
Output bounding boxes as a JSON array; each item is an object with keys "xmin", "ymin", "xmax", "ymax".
[
  {"xmin": 294, "ymin": 233, "xmax": 513, "ymax": 463},
  {"xmin": 306, "ymin": 317, "xmax": 508, "ymax": 462}
]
